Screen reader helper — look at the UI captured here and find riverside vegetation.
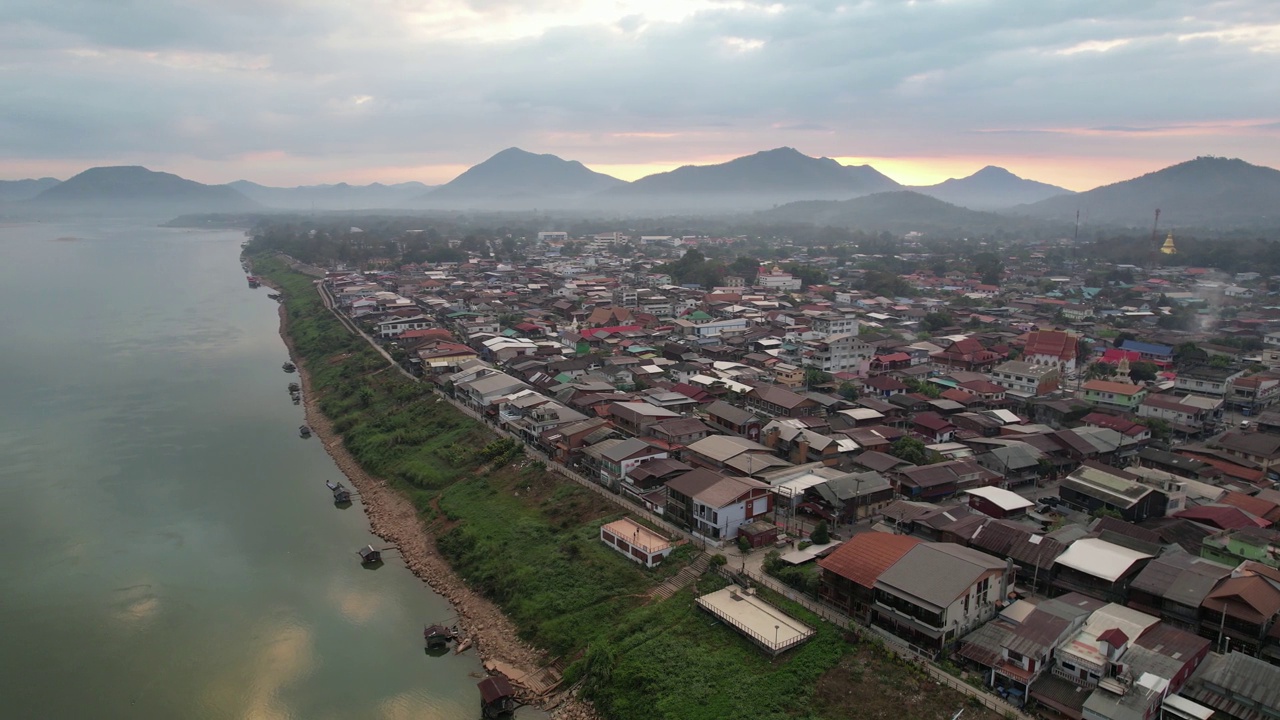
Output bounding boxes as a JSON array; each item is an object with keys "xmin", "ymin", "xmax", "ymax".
[{"xmin": 253, "ymin": 253, "xmax": 1003, "ymax": 720}]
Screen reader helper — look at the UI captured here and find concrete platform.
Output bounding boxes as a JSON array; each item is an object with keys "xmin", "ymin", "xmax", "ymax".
[{"xmin": 696, "ymin": 585, "xmax": 815, "ymax": 656}]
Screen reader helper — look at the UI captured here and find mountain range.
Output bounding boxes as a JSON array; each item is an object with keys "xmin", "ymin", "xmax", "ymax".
[
  {"xmin": 4, "ymin": 152, "xmax": 1278, "ymax": 232},
  {"xmin": 26, "ymin": 166, "xmax": 259, "ymax": 215},
  {"xmin": 229, "ymin": 180, "xmax": 435, "ymax": 210},
  {"xmin": 596, "ymin": 147, "xmax": 903, "ymax": 212}
]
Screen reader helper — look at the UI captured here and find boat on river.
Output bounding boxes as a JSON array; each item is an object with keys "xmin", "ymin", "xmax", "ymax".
[
  {"xmin": 287, "ymin": 382, "xmax": 300, "ymax": 393},
  {"xmin": 326, "ymin": 480, "xmax": 351, "ymax": 504},
  {"xmin": 358, "ymin": 545, "xmax": 382, "ymax": 565},
  {"xmin": 299, "ymin": 425, "xmax": 312, "ymax": 438},
  {"xmin": 247, "ymin": 276, "xmax": 260, "ymax": 288},
  {"xmin": 282, "ymin": 362, "xmax": 296, "ymax": 373}
]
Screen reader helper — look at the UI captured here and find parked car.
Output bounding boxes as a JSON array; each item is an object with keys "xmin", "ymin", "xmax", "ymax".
[{"xmin": 1036, "ymin": 496, "xmax": 1060, "ymax": 507}]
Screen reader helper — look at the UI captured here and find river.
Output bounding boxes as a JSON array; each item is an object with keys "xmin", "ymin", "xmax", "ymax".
[{"xmin": 0, "ymin": 221, "xmax": 497, "ymax": 719}]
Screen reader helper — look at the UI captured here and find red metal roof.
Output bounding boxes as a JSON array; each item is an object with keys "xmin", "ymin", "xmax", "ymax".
[{"xmin": 817, "ymin": 532, "xmax": 923, "ymax": 589}]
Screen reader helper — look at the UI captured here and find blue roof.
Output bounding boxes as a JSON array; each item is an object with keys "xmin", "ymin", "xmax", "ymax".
[{"xmin": 1119, "ymin": 339, "xmax": 1173, "ymax": 356}]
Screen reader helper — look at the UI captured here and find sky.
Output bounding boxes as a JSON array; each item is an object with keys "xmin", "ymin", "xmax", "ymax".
[{"xmin": 2, "ymin": 0, "xmax": 1279, "ymax": 191}]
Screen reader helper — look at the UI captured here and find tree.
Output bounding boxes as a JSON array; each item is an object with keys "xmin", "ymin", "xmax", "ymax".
[
  {"xmin": 1077, "ymin": 338, "xmax": 1094, "ymax": 364},
  {"xmin": 837, "ymin": 381, "xmax": 860, "ymax": 400},
  {"xmin": 973, "ymin": 252, "xmax": 1004, "ymax": 286},
  {"xmin": 1139, "ymin": 417, "xmax": 1172, "ymax": 442},
  {"xmin": 922, "ymin": 311, "xmax": 955, "ymax": 332},
  {"xmin": 810, "ymin": 521, "xmax": 830, "ymax": 545},
  {"xmin": 890, "ymin": 436, "xmax": 930, "ymax": 465},
  {"xmin": 1174, "ymin": 342, "xmax": 1209, "ymax": 366},
  {"xmin": 1084, "ymin": 361, "xmax": 1116, "ymax": 381},
  {"xmin": 1128, "ymin": 361, "xmax": 1159, "ymax": 383},
  {"xmin": 805, "ymin": 367, "xmax": 833, "ymax": 388},
  {"xmin": 1112, "ymin": 332, "xmax": 1136, "ymax": 349},
  {"xmin": 1210, "ymin": 354, "xmax": 1232, "ymax": 368},
  {"xmin": 1091, "ymin": 507, "xmax": 1124, "ymax": 520}
]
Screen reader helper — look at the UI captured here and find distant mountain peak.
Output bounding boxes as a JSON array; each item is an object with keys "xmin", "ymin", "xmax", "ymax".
[
  {"xmin": 971, "ymin": 165, "xmax": 1017, "ymax": 178},
  {"xmin": 416, "ymin": 147, "xmax": 625, "ymax": 208},
  {"xmin": 913, "ymin": 165, "xmax": 1072, "ymax": 210},
  {"xmin": 608, "ymin": 147, "xmax": 900, "ymax": 210},
  {"xmin": 29, "ymin": 165, "xmax": 258, "ymax": 214},
  {"xmin": 1018, "ymin": 155, "xmax": 1280, "ymax": 229}
]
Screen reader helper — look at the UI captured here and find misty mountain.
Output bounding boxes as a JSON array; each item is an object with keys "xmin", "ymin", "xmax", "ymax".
[
  {"xmin": 417, "ymin": 147, "xmax": 625, "ymax": 208},
  {"xmin": 229, "ymin": 180, "xmax": 434, "ymax": 210},
  {"xmin": 760, "ymin": 190, "xmax": 1044, "ymax": 235},
  {"xmin": 912, "ymin": 166, "xmax": 1071, "ymax": 210},
  {"xmin": 0, "ymin": 177, "xmax": 61, "ymax": 203},
  {"xmin": 603, "ymin": 147, "xmax": 901, "ymax": 211},
  {"xmin": 1014, "ymin": 156, "xmax": 1280, "ymax": 230},
  {"xmin": 28, "ymin": 166, "xmax": 259, "ymax": 215}
]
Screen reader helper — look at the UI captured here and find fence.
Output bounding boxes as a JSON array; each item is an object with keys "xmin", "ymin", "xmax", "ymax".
[{"xmin": 733, "ymin": 569, "xmax": 1033, "ymax": 720}]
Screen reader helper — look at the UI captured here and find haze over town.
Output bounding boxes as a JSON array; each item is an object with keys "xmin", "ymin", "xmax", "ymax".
[{"xmin": 3, "ymin": 0, "xmax": 1279, "ymax": 189}]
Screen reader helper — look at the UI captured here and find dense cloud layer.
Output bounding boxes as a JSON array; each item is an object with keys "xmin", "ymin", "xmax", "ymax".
[{"xmin": 2, "ymin": 0, "xmax": 1278, "ymax": 187}]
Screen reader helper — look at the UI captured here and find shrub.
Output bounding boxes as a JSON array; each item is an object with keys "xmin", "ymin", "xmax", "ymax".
[
  {"xmin": 737, "ymin": 535, "xmax": 751, "ymax": 553},
  {"xmin": 710, "ymin": 554, "xmax": 728, "ymax": 567},
  {"xmin": 811, "ymin": 520, "xmax": 830, "ymax": 545}
]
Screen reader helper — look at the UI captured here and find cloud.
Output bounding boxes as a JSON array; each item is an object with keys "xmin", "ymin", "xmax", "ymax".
[{"xmin": 2, "ymin": 0, "xmax": 1280, "ymax": 187}]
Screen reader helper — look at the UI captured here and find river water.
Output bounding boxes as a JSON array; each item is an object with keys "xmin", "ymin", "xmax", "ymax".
[{"xmin": 0, "ymin": 222, "xmax": 492, "ymax": 719}]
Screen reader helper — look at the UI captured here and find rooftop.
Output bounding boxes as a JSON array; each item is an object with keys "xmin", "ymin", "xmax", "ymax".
[
  {"xmin": 695, "ymin": 586, "xmax": 815, "ymax": 656},
  {"xmin": 1053, "ymin": 538, "xmax": 1153, "ymax": 582}
]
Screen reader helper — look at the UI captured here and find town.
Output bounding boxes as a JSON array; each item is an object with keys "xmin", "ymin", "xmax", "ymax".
[{"xmin": 257, "ymin": 223, "xmax": 1280, "ymax": 720}]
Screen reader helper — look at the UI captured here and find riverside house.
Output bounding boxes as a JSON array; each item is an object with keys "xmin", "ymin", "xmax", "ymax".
[{"xmin": 664, "ymin": 468, "xmax": 771, "ymax": 544}]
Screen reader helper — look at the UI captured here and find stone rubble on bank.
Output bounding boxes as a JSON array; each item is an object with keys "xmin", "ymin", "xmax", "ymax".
[{"xmin": 272, "ymin": 296, "xmax": 600, "ymax": 720}]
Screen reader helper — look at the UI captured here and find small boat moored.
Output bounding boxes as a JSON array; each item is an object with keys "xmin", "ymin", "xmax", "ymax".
[
  {"xmin": 287, "ymin": 382, "xmax": 301, "ymax": 393},
  {"xmin": 424, "ymin": 624, "xmax": 457, "ymax": 650},
  {"xmin": 358, "ymin": 545, "xmax": 382, "ymax": 565},
  {"xmin": 282, "ymin": 361, "xmax": 296, "ymax": 373},
  {"xmin": 299, "ymin": 425, "xmax": 312, "ymax": 438},
  {"xmin": 478, "ymin": 673, "xmax": 517, "ymax": 719},
  {"xmin": 247, "ymin": 276, "xmax": 260, "ymax": 288},
  {"xmin": 326, "ymin": 480, "xmax": 351, "ymax": 504}
]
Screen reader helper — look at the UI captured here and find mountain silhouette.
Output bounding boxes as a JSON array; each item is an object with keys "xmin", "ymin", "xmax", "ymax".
[
  {"xmin": 0, "ymin": 177, "xmax": 61, "ymax": 203},
  {"xmin": 604, "ymin": 147, "xmax": 900, "ymax": 211},
  {"xmin": 1014, "ymin": 156, "xmax": 1280, "ymax": 229},
  {"xmin": 417, "ymin": 147, "xmax": 625, "ymax": 208},
  {"xmin": 913, "ymin": 166, "xmax": 1071, "ymax": 210},
  {"xmin": 29, "ymin": 166, "xmax": 259, "ymax": 215},
  {"xmin": 762, "ymin": 190, "xmax": 1045, "ymax": 234},
  {"xmin": 229, "ymin": 180, "xmax": 433, "ymax": 210}
]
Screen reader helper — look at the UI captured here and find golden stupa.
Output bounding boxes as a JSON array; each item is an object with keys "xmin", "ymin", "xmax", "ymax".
[{"xmin": 1160, "ymin": 231, "xmax": 1178, "ymax": 255}]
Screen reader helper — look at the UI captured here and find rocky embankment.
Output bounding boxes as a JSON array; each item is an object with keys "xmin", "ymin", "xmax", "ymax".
[{"xmin": 267, "ymin": 281, "xmax": 600, "ymax": 720}]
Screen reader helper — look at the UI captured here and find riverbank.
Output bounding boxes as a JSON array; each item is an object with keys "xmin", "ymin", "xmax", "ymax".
[{"xmin": 260, "ymin": 271, "xmax": 599, "ymax": 720}]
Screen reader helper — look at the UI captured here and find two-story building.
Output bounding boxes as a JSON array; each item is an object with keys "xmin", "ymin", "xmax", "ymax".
[
  {"xmin": 990, "ymin": 360, "xmax": 1061, "ymax": 398},
  {"xmin": 745, "ymin": 384, "xmax": 821, "ymax": 418},
  {"xmin": 1214, "ymin": 431, "xmax": 1280, "ymax": 479},
  {"xmin": 1228, "ymin": 374, "xmax": 1280, "ymax": 415},
  {"xmin": 1136, "ymin": 393, "xmax": 1222, "ymax": 436},
  {"xmin": 1176, "ymin": 365, "xmax": 1246, "ymax": 399},
  {"xmin": 664, "ymin": 468, "xmax": 772, "ymax": 544},
  {"xmin": 871, "ymin": 542, "xmax": 1011, "ymax": 653},
  {"xmin": 703, "ymin": 400, "xmax": 764, "ymax": 441},
  {"xmin": 1082, "ymin": 380, "xmax": 1149, "ymax": 411}
]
